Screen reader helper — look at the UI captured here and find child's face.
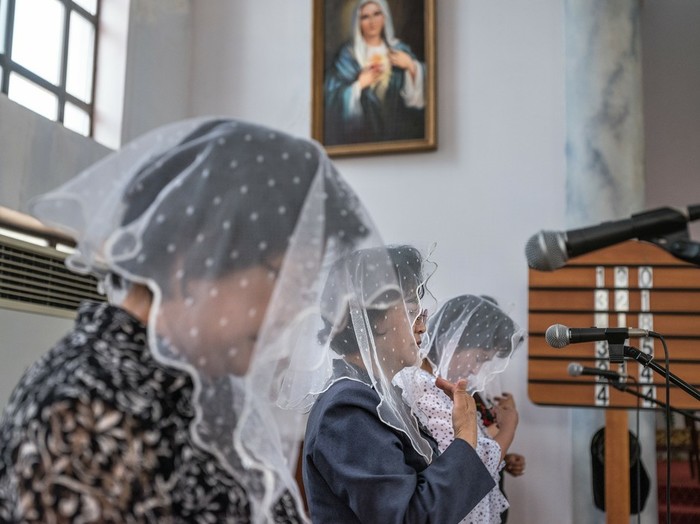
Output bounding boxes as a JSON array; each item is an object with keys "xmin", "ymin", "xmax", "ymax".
[{"xmin": 446, "ymin": 347, "xmax": 494, "ymax": 382}]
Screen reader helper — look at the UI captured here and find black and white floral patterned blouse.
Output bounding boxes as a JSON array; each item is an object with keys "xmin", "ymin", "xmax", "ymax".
[{"xmin": 0, "ymin": 301, "xmax": 302, "ymax": 523}]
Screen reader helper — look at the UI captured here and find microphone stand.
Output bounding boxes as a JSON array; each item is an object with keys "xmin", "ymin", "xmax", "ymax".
[
  {"xmin": 607, "ymin": 378, "xmax": 700, "ymax": 422},
  {"xmin": 623, "ymin": 345, "xmax": 700, "ymax": 401}
]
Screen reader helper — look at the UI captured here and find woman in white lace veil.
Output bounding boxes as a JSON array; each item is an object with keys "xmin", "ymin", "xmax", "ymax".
[
  {"xmin": 0, "ymin": 118, "xmax": 376, "ymax": 522},
  {"xmin": 294, "ymin": 248, "xmax": 497, "ymax": 523},
  {"xmin": 283, "ymin": 245, "xmax": 432, "ymax": 456}
]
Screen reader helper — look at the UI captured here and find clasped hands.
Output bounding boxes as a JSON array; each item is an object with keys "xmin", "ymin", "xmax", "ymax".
[
  {"xmin": 435, "ymin": 376, "xmax": 478, "ymax": 449},
  {"xmin": 435, "ymin": 378, "xmax": 526, "ymax": 479}
]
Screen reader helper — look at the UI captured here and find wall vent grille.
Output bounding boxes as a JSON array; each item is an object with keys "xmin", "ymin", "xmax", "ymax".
[{"xmin": 0, "ymin": 234, "xmax": 103, "ymax": 318}]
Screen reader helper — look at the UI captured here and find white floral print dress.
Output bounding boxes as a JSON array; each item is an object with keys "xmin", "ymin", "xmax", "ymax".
[{"xmin": 395, "ymin": 367, "xmax": 509, "ymax": 523}]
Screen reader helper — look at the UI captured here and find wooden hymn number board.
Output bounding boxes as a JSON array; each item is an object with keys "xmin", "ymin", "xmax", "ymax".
[{"xmin": 528, "ymin": 240, "xmax": 700, "ymax": 411}]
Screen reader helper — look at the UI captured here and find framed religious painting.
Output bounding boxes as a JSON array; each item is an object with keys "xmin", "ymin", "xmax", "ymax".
[{"xmin": 311, "ymin": 0, "xmax": 436, "ymax": 157}]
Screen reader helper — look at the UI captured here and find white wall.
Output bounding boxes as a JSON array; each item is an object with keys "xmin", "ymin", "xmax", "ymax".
[
  {"xmin": 189, "ymin": 1, "xmax": 571, "ymax": 522},
  {"xmin": 0, "ymin": 96, "xmax": 110, "ymax": 211},
  {"xmin": 642, "ymin": 0, "xmax": 700, "ymax": 229},
  {"xmin": 120, "ymin": 0, "xmax": 193, "ymax": 143}
]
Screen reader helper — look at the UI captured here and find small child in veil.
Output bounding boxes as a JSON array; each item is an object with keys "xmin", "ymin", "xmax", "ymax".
[{"xmin": 395, "ymin": 294, "xmax": 526, "ymax": 524}]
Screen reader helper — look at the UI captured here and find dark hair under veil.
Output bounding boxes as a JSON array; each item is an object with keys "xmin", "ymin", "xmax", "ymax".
[
  {"xmin": 119, "ymin": 120, "xmax": 365, "ymax": 280},
  {"xmin": 318, "ymin": 244, "xmax": 425, "ymax": 356}
]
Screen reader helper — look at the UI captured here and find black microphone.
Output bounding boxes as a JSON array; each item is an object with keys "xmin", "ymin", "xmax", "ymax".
[
  {"xmin": 567, "ymin": 362, "xmax": 624, "ymax": 381},
  {"xmin": 525, "ymin": 204, "xmax": 700, "ymax": 271},
  {"xmin": 545, "ymin": 324, "xmax": 649, "ymax": 349}
]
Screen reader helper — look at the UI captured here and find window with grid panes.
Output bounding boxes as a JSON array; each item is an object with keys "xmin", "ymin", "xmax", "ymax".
[{"xmin": 0, "ymin": 0, "xmax": 100, "ymax": 137}]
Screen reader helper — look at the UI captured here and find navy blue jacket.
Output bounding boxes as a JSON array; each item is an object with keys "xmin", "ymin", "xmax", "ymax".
[{"xmin": 303, "ymin": 379, "xmax": 495, "ymax": 523}]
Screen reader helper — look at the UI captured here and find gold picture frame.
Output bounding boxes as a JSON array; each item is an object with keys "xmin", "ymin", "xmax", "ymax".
[{"xmin": 312, "ymin": 0, "xmax": 436, "ymax": 157}]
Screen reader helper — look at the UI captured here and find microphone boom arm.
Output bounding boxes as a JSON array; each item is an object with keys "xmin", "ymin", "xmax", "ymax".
[
  {"xmin": 609, "ymin": 380, "xmax": 700, "ymax": 422},
  {"xmin": 624, "ymin": 345, "xmax": 700, "ymax": 401}
]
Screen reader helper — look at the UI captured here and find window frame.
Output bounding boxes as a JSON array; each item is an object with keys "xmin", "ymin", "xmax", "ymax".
[{"xmin": 0, "ymin": 0, "xmax": 101, "ymax": 136}]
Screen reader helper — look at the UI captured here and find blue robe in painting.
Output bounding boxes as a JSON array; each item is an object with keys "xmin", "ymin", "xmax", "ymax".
[{"xmin": 324, "ymin": 42, "xmax": 426, "ymax": 146}]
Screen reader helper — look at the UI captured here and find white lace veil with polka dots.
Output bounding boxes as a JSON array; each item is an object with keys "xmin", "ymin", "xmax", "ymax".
[
  {"xmin": 423, "ymin": 295, "xmax": 526, "ymax": 395},
  {"xmin": 27, "ymin": 118, "xmax": 380, "ymax": 522},
  {"xmin": 278, "ymin": 244, "xmax": 435, "ymax": 462}
]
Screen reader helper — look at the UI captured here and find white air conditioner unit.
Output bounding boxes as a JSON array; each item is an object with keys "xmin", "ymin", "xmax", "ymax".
[{"xmin": 0, "ymin": 234, "xmax": 104, "ymax": 318}]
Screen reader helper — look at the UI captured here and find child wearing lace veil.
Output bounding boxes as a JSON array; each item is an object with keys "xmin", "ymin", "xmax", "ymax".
[
  {"xmin": 394, "ymin": 294, "xmax": 526, "ymax": 524},
  {"xmin": 291, "ymin": 247, "xmax": 495, "ymax": 523},
  {"xmin": 0, "ymin": 118, "xmax": 376, "ymax": 523}
]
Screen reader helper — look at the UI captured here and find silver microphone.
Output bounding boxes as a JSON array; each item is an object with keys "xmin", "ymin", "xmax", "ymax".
[
  {"xmin": 546, "ymin": 324, "xmax": 649, "ymax": 349},
  {"xmin": 567, "ymin": 362, "xmax": 624, "ymax": 381},
  {"xmin": 525, "ymin": 205, "xmax": 700, "ymax": 271}
]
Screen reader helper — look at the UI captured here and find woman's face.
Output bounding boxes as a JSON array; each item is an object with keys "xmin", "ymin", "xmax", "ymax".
[
  {"xmin": 359, "ymin": 2, "xmax": 385, "ymax": 41},
  {"xmin": 410, "ymin": 305, "xmax": 427, "ymax": 347},
  {"xmin": 373, "ymin": 302, "xmax": 421, "ymax": 377},
  {"xmin": 159, "ymin": 256, "xmax": 283, "ymax": 377}
]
